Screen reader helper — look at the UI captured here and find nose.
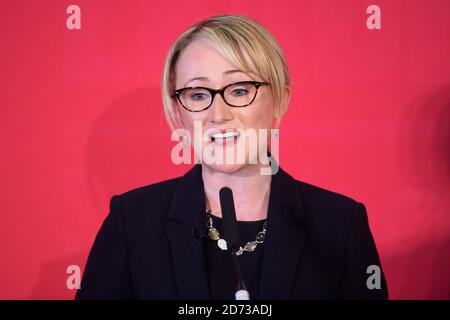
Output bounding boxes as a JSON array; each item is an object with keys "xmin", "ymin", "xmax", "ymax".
[{"xmin": 208, "ymin": 92, "xmax": 234, "ymax": 124}]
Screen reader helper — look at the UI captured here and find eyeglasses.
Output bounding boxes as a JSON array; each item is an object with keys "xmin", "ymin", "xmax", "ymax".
[{"xmin": 173, "ymin": 81, "xmax": 270, "ymax": 112}]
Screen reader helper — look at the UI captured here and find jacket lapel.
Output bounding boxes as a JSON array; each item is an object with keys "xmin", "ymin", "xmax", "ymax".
[
  {"xmin": 165, "ymin": 164, "xmax": 210, "ymax": 299},
  {"xmin": 258, "ymin": 167, "xmax": 308, "ymax": 299}
]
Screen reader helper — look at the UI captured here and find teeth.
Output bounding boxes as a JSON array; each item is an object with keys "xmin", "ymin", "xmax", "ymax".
[{"xmin": 211, "ymin": 131, "xmax": 239, "ymax": 140}]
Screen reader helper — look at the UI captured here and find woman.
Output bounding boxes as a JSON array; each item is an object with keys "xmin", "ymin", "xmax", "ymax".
[{"xmin": 76, "ymin": 14, "xmax": 388, "ymax": 300}]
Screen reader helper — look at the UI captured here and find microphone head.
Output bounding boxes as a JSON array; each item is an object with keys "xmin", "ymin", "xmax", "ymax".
[{"xmin": 219, "ymin": 187, "xmax": 241, "ymax": 250}]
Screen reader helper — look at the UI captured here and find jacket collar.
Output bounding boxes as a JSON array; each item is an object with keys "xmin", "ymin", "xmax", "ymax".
[{"xmin": 165, "ymin": 164, "xmax": 307, "ymax": 299}]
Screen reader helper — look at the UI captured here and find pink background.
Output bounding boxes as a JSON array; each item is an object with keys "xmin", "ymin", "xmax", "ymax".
[{"xmin": 0, "ymin": 0, "xmax": 449, "ymax": 299}]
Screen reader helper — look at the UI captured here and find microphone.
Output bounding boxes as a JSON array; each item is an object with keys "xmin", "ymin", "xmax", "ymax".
[
  {"xmin": 219, "ymin": 187, "xmax": 250, "ymax": 300},
  {"xmin": 219, "ymin": 187, "xmax": 240, "ymax": 250}
]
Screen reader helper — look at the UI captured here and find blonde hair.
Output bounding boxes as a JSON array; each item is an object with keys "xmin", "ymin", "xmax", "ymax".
[{"xmin": 161, "ymin": 14, "xmax": 290, "ymax": 130}]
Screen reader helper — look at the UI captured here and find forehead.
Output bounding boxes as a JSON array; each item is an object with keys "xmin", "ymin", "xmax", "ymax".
[{"xmin": 175, "ymin": 40, "xmax": 240, "ymax": 84}]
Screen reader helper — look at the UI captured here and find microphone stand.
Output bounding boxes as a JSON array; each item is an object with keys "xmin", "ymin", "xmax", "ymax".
[
  {"xmin": 219, "ymin": 187, "xmax": 250, "ymax": 300},
  {"xmin": 231, "ymin": 248, "xmax": 250, "ymax": 300}
]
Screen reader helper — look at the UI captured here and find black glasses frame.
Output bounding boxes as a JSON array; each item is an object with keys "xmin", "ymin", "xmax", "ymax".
[{"xmin": 173, "ymin": 81, "xmax": 270, "ymax": 112}]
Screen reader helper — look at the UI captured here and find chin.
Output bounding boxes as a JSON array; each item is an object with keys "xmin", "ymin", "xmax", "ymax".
[{"xmin": 202, "ymin": 162, "xmax": 248, "ymax": 175}]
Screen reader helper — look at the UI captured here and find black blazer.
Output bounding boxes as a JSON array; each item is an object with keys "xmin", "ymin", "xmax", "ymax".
[{"xmin": 76, "ymin": 165, "xmax": 388, "ymax": 300}]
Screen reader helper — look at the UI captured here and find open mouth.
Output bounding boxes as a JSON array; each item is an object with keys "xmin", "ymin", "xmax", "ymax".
[{"xmin": 209, "ymin": 130, "xmax": 240, "ymax": 145}]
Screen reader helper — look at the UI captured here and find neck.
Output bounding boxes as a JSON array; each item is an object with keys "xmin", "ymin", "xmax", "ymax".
[{"xmin": 202, "ymin": 165, "xmax": 271, "ymax": 221}]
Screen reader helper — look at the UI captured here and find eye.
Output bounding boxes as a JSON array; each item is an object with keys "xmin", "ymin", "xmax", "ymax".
[
  {"xmin": 189, "ymin": 92, "xmax": 208, "ymax": 101},
  {"xmin": 230, "ymin": 88, "xmax": 249, "ymax": 97}
]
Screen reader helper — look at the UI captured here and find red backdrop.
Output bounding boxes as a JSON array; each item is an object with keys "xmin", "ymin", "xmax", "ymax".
[{"xmin": 0, "ymin": 0, "xmax": 449, "ymax": 299}]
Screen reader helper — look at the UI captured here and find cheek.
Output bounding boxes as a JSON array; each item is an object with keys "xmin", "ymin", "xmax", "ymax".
[
  {"xmin": 240, "ymin": 101, "xmax": 275, "ymax": 129},
  {"xmin": 179, "ymin": 109, "xmax": 208, "ymax": 134}
]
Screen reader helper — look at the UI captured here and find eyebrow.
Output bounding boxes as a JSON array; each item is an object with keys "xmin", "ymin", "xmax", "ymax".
[{"xmin": 182, "ymin": 69, "xmax": 246, "ymax": 87}]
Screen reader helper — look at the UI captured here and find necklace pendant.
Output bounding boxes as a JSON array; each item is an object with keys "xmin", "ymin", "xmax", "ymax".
[
  {"xmin": 256, "ymin": 231, "xmax": 266, "ymax": 243},
  {"xmin": 244, "ymin": 241, "xmax": 257, "ymax": 252},
  {"xmin": 235, "ymin": 247, "xmax": 244, "ymax": 256},
  {"xmin": 217, "ymin": 238, "xmax": 228, "ymax": 250},
  {"xmin": 208, "ymin": 227, "xmax": 220, "ymax": 240}
]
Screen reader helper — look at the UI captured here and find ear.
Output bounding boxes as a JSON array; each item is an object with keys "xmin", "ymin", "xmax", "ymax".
[
  {"xmin": 281, "ymin": 85, "xmax": 291, "ymax": 115},
  {"xmin": 167, "ymin": 98, "xmax": 185, "ymax": 132},
  {"xmin": 272, "ymin": 86, "xmax": 291, "ymax": 129}
]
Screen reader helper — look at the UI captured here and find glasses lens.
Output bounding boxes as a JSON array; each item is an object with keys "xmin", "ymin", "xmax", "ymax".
[
  {"xmin": 180, "ymin": 88, "xmax": 212, "ymax": 111},
  {"xmin": 224, "ymin": 82, "xmax": 258, "ymax": 107}
]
